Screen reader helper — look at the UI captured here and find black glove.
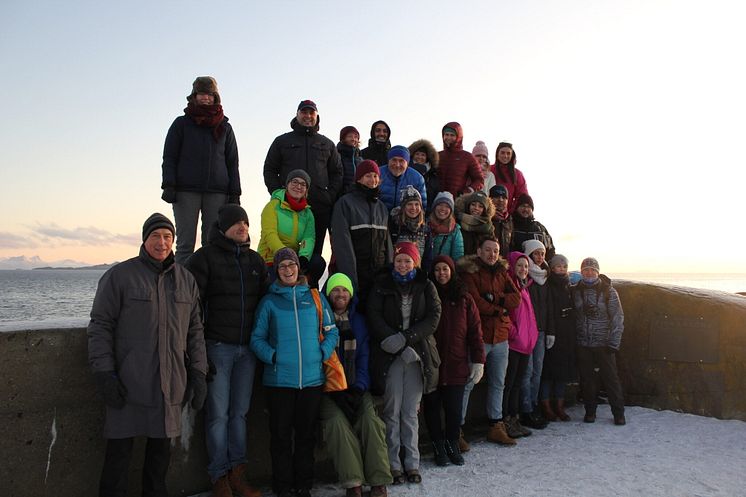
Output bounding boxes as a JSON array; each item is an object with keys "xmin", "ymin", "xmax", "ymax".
[
  {"xmin": 94, "ymin": 371, "xmax": 127, "ymax": 409},
  {"xmin": 299, "ymin": 256, "xmax": 310, "ymax": 272},
  {"xmin": 346, "ymin": 387, "xmax": 363, "ymax": 414},
  {"xmin": 228, "ymin": 194, "xmax": 240, "ymax": 205},
  {"xmin": 482, "ymin": 292, "xmax": 495, "ymax": 303},
  {"xmin": 161, "ymin": 187, "xmax": 176, "ymax": 203},
  {"xmin": 184, "ymin": 369, "xmax": 208, "ymax": 410},
  {"xmin": 206, "ymin": 358, "xmax": 216, "ymax": 383},
  {"xmin": 329, "ymin": 390, "xmax": 356, "ymax": 423}
]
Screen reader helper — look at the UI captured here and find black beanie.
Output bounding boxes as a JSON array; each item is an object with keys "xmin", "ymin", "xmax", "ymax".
[
  {"xmin": 516, "ymin": 194, "xmax": 534, "ymax": 210},
  {"xmin": 142, "ymin": 213, "xmax": 175, "ymax": 242},
  {"xmin": 218, "ymin": 204, "xmax": 249, "ymax": 232}
]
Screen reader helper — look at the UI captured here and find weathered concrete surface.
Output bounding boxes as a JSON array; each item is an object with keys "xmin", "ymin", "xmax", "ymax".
[{"xmin": 1, "ymin": 282, "xmax": 745, "ymax": 496}]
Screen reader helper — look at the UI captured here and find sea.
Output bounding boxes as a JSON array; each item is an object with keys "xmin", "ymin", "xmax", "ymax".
[{"xmin": 0, "ymin": 269, "xmax": 744, "ymax": 332}]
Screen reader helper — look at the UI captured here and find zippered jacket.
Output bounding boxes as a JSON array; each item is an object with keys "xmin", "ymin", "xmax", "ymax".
[{"xmin": 257, "ymin": 188, "xmax": 316, "ymax": 263}]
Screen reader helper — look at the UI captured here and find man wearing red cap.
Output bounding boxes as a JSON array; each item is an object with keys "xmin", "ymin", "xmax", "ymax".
[
  {"xmin": 330, "ymin": 160, "xmax": 392, "ymax": 311},
  {"xmin": 263, "ymin": 100, "xmax": 343, "ymax": 257}
]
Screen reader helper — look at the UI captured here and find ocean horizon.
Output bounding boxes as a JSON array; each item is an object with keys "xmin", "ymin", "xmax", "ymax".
[{"xmin": 0, "ymin": 269, "xmax": 743, "ymax": 332}]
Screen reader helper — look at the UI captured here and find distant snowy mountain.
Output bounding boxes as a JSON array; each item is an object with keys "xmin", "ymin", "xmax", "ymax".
[{"xmin": 0, "ymin": 255, "xmax": 91, "ymax": 270}]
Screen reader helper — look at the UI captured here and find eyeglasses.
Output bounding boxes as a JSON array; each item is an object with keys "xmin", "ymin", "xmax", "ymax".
[
  {"xmin": 288, "ymin": 179, "xmax": 307, "ymax": 188},
  {"xmin": 277, "ymin": 262, "xmax": 298, "ymax": 271}
]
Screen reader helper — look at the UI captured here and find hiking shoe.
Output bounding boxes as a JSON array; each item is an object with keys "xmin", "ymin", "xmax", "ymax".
[
  {"xmin": 432, "ymin": 440, "xmax": 449, "ymax": 467},
  {"xmin": 445, "ymin": 440, "xmax": 465, "ymax": 466},
  {"xmin": 458, "ymin": 427, "xmax": 470, "ymax": 452},
  {"xmin": 228, "ymin": 463, "xmax": 261, "ymax": 497},
  {"xmin": 211, "ymin": 475, "xmax": 232, "ymax": 497},
  {"xmin": 345, "ymin": 486, "xmax": 363, "ymax": 497},
  {"xmin": 487, "ymin": 421, "xmax": 516, "ymax": 445},
  {"xmin": 370, "ymin": 485, "xmax": 388, "ymax": 497},
  {"xmin": 614, "ymin": 414, "xmax": 626, "ymax": 426}
]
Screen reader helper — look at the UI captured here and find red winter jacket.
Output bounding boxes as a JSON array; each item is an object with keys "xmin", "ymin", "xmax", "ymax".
[
  {"xmin": 491, "ymin": 163, "xmax": 528, "ymax": 214},
  {"xmin": 438, "ymin": 122, "xmax": 484, "ymax": 196},
  {"xmin": 433, "ymin": 282, "xmax": 486, "ymax": 385}
]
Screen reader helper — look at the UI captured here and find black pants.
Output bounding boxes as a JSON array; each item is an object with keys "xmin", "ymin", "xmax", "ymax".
[
  {"xmin": 99, "ymin": 437, "xmax": 171, "ymax": 497},
  {"xmin": 311, "ymin": 207, "xmax": 331, "ymax": 257},
  {"xmin": 577, "ymin": 346, "xmax": 625, "ymax": 416},
  {"xmin": 267, "ymin": 385, "xmax": 323, "ymax": 494},
  {"xmin": 423, "ymin": 384, "xmax": 466, "ymax": 442},
  {"xmin": 502, "ymin": 350, "xmax": 529, "ymax": 417}
]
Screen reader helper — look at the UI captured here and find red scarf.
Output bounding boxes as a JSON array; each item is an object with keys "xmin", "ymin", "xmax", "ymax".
[
  {"xmin": 184, "ymin": 102, "xmax": 225, "ymax": 141},
  {"xmin": 285, "ymin": 192, "xmax": 308, "ymax": 212},
  {"xmin": 429, "ymin": 216, "xmax": 456, "ymax": 235}
]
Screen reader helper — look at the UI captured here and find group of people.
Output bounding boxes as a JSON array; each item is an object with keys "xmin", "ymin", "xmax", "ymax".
[{"xmin": 87, "ymin": 76, "xmax": 626, "ymax": 497}]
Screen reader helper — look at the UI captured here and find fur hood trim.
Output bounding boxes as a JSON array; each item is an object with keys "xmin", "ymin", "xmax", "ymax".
[
  {"xmin": 457, "ymin": 254, "xmax": 508, "ymax": 275},
  {"xmin": 408, "ymin": 139, "xmax": 439, "ymax": 169}
]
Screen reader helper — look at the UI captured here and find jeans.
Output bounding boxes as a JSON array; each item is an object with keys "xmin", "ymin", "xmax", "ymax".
[
  {"xmin": 172, "ymin": 191, "xmax": 228, "ymax": 264},
  {"xmin": 205, "ymin": 341, "xmax": 257, "ymax": 481},
  {"xmin": 520, "ymin": 331, "xmax": 545, "ymax": 413},
  {"xmin": 539, "ymin": 379, "xmax": 567, "ymax": 401},
  {"xmin": 461, "ymin": 341, "xmax": 509, "ymax": 424},
  {"xmin": 99, "ymin": 437, "xmax": 170, "ymax": 497}
]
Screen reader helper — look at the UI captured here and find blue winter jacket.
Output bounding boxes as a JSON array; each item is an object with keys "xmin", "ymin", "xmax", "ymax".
[
  {"xmin": 379, "ymin": 166, "xmax": 428, "ymax": 212},
  {"xmin": 251, "ymin": 280, "xmax": 339, "ymax": 388}
]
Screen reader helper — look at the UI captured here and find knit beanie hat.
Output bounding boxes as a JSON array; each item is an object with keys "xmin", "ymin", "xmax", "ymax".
[
  {"xmin": 399, "ymin": 185, "xmax": 422, "ymax": 208},
  {"xmin": 355, "ymin": 159, "xmax": 380, "ymax": 182},
  {"xmin": 286, "ymin": 169, "xmax": 311, "ymax": 187},
  {"xmin": 339, "ymin": 125, "xmax": 360, "ymax": 142},
  {"xmin": 326, "ymin": 273, "xmax": 354, "ymax": 297},
  {"xmin": 388, "ymin": 145, "xmax": 410, "ymax": 163},
  {"xmin": 432, "ymin": 254, "xmax": 456, "ymax": 275},
  {"xmin": 581, "ymin": 257, "xmax": 600, "ymax": 273},
  {"xmin": 523, "ymin": 239, "xmax": 546, "ymax": 257},
  {"xmin": 465, "ymin": 191, "xmax": 490, "ymax": 212},
  {"xmin": 273, "ymin": 247, "xmax": 300, "ymax": 268},
  {"xmin": 431, "ymin": 191, "xmax": 454, "ymax": 212},
  {"xmin": 142, "ymin": 213, "xmax": 175, "ymax": 242},
  {"xmin": 489, "ymin": 184, "xmax": 509, "ymax": 199},
  {"xmin": 394, "ymin": 241, "xmax": 421, "ymax": 267},
  {"xmin": 472, "ymin": 140, "xmax": 489, "ymax": 159},
  {"xmin": 217, "ymin": 204, "xmax": 249, "ymax": 232},
  {"xmin": 297, "ymin": 99, "xmax": 317, "ymax": 112},
  {"xmin": 188, "ymin": 76, "xmax": 220, "ymax": 104},
  {"xmin": 550, "ymin": 254, "xmax": 569, "ymax": 269},
  {"xmin": 516, "ymin": 194, "xmax": 534, "ymax": 210}
]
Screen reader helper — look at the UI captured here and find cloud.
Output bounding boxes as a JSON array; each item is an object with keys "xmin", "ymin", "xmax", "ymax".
[
  {"xmin": 0, "ymin": 231, "xmax": 37, "ymax": 249},
  {"xmin": 23, "ymin": 223, "xmax": 140, "ymax": 246}
]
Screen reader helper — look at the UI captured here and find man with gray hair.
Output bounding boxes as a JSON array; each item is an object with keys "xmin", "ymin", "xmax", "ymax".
[{"xmin": 88, "ymin": 213, "xmax": 208, "ymax": 497}]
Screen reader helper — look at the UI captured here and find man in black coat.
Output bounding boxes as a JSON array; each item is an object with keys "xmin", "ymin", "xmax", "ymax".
[
  {"xmin": 185, "ymin": 204, "xmax": 268, "ymax": 497},
  {"xmin": 263, "ymin": 100, "xmax": 343, "ymax": 256},
  {"xmin": 361, "ymin": 120, "xmax": 391, "ymax": 166}
]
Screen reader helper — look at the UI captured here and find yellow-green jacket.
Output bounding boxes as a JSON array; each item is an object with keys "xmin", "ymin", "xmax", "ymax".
[{"xmin": 257, "ymin": 188, "xmax": 315, "ymax": 263}]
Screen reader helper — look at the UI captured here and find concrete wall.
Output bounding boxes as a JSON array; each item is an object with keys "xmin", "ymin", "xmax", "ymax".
[{"xmin": 1, "ymin": 282, "xmax": 745, "ymax": 496}]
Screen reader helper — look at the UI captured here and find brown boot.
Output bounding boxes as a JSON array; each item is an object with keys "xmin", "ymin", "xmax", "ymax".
[
  {"xmin": 228, "ymin": 464, "xmax": 261, "ymax": 497},
  {"xmin": 345, "ymin": 486, "xmax": 363, "ymax": 497},
  {"xmin": 487, "ymin": 421, "xmax": 517, "ymax": 445},
  {"xmin": 555, "ymin": 399, "xmax": 570, "ymax": 421},
  {"xmin": 458, "ymin": 428, "xmax": 470, "ymax": 453},
  {"xmin": 370, "ymin": 485, "xmax": 388, "ymax": 497},
  {"xmin": 211, "ymin": 475, "xmax": 232, "ymax": 497},
  {"xmin": 540, "ymin": 400, "xmax": 558, "ymax": 422}
]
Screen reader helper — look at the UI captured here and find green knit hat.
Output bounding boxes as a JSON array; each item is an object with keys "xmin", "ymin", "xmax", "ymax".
[{"xmin": 326, "ymin": 273, "xmax": 354, "ymax": 297}]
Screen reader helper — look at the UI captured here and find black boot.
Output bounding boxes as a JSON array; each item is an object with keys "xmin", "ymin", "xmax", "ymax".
[
  {"xmin": 432, "ymin": 440, "xmax": 449, "ymax": 466},
  {"xmin": 445, "ymin": 440, "xmax": 465, "ymax": 466}
]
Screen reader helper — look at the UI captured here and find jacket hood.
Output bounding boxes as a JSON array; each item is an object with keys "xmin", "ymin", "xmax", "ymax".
[
  {"xmin": 369, "ymin": 120, "xmax": 391, "ymax": 140},
  {"xmin": 455, "ymin": 190, "xmax": 496, "ymax": 219},
  {"xmin": 207, "ymin": 221, "xmax": 252, "ymax": 250},
  {"xmin": 456, "ymin": 254, "xmax": 508, "ymax": 275},
  {"xmin": 408, "ymin": 139, "xmax": 439, "ymax": 169},
  {"xmin": 442, "ymin": 121, "xmax": 464, "ymax": 151},
  {"xmin": 290, "ymin": 115, "xmax": 320, "ymax": 133}
]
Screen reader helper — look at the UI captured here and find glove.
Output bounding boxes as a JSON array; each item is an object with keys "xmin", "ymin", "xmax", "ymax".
[
  {"xmin": 94, "ymin": 371, "xmax": 127, "ymax": 409},
  {"xmin": 380, "ymin": 333, "xmax": 406, "ymax": 354},
  {"xmin": 546, "ymin": 335, "xmax": 556, "ymax": 350},
  {"xmin": 468, "ymin": 363, "xmax": 485, "ymax": 385},
  {"xmin": 161, "ymin": 187, "xmax": 176, "ymax": 203},
  {"xmin": 228, "ymin": 194, "xmax": 240, "ymax": 205},
  {"xmin": 482, "ymin": 292, "xmax": 495, "ymax": 303},
  {"xmin": 400, "ymin": 346, "xmax": 419, "ymax": 364},
  {"xmin": 206, "ymin": 358, "xmax": 216, "ymax": 383},
  {"xmin": 184, "ymin": 369, "xmax": 208, "ymax": 410},
  {"xmin": 299, "ymin": 256, "xmax": 310, "ymax": 272}
]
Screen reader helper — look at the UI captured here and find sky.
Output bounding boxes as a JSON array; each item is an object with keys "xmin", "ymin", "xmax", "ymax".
[{"xmin": 1, "ymin": 0, "xmax": 745, "ymax": 273}]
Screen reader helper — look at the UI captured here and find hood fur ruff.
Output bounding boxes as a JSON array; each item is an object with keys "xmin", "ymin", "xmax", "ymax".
[{"xmin": 408, "ymin": 139, "xmax": 439, "ymax": 169}]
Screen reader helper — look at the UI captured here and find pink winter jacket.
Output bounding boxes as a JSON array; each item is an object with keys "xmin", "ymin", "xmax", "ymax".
[{"xmin": 506, "ymin": 252, "xmax": 539, "ymax": 354}]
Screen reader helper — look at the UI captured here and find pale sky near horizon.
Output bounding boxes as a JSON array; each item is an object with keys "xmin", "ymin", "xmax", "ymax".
[{"xmin": 1, "ymin": 0, "xmax": 745, "ymax": 273}]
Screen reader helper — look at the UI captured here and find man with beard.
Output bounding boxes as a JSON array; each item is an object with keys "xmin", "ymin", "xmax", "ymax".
[
  {"xmin": 361, "ymin": 120, "xmax": 391, "ymax": 166},
  {"xmin": 263, "ymin": 100, "xmax": 343, "ymax": 256},
  {"xmin": 161, "ymin": 76, "xmax": 241, "ymax": 264},
  {"xmin": 330, "ymin": 160, "xmax": 393, "ymax": 311},
  {"xmin": 510, "ymin": 194, "xmax": 556, "ymax": 261},
  {"xmin": 489, "ymin": 185, "xmax": 513, "ymax": 258}
]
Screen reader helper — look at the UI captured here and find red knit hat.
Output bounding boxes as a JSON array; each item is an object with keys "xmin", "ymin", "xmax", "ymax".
[
  {"xmin": 394, "ymin": 241, "xmax": 421, "ymax": 267},
  {"xmin": 355, "ymin": 160, "xmax": 380, "ymax": 182}
]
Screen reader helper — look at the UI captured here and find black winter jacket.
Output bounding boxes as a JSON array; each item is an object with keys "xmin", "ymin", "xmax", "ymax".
[
  {"xmin": 367, "ymin": 269, "xmax": 442, "ymax": 396},
  {"xmin": 185, "ymin": 224, "xmax": 268, "ymax": 345},
  {"xmin": 542, "ymin": 272, "xmax": 577, "ymax": 382},
  {"xmin": 511, "ymin": 214, "xmax": 556, "ymax": 260},
  {"xmin": 361, "ymin": 120, "xmax": 391, "ymax": 166},
  {"xmin": 263, "ymin": 118, "xmax": 343, "ymax": 213},
  {"xmin": 162, "ymin": 115, "xmax": 240, "ymax": 195},
  {"xmin": 527, "ymin": 277, "xmax": 554, "ymax": 335}
]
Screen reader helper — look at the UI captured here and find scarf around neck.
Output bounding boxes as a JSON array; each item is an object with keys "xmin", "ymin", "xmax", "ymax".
[
  {"xmin": 184, "ymin": 102, "xmax": 225, "ymax": 141},
  {"xmin": 460, "ymin": 213, "xmax": 493, "ymax": 233},
  {"xmin": 285, "ymin": 191, "xmax": 308, "ymax": 212},
  {"xmin": 527, "ymin": 259, "xmax": 548, "ymax": 285}
]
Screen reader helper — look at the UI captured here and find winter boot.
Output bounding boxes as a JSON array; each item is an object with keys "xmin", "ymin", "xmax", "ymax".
[
  {"xmin": 228, "ymin": 464, "xmax": 261, "ymax": 497},
  {"xmin": 540, "ymin": 400, "xmax": 558, "ymax": 422},
  {"xmin": 458, "ymin": 427, "xmax": 470, "ymax": 452},
  {"xmin": 432, "ymin": 440, "xmax": 449, "ymax": 466},
  {"xmin": 583, "ymin": 410, "xmax": 596, "ymax": 423},
  {"xmin": 514, "ymin": 416, "xmax": 533, "ymax": 437},
  {"xmin": 487, "ymin": 421, "xmax": 517, "ymax": 445},
  {"xmin": 211, "ymin": 475, "xmax": 232, "ymax": 497},
  {"xmin": 555, "ymin": 399, "xmax": 571, "ymax": 421},
  {"xmin": 345, "ymin": 486, "xmax": 363, "ymax": 497},
  {"xmin": 370, "ymin": 485, "xmax": 388, "ymax": 497},
  {"xmin": 520, "ymin": 412, "xmax": 546, "ymax": 429},
  {"xmin": 504, "ymin": 416, "xmax": 523, "ymax": 439},
  {"xmin": 445, "ymin": 440, "xmax": 465, "ymax": 466}
]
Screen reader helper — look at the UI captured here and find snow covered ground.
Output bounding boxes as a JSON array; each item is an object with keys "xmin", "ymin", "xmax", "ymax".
[{"xmin": 191, "ymin": 405, "xmax": 746, "ymax": 497}]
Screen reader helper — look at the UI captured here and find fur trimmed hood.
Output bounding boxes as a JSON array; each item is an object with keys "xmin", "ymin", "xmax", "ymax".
[
  {"xmin": 457, "ymin": 254, "xmax": 508, "ymax": 275},
  {"xmin": 408, "ymin": 139, "xmax": 439, "ymax": 169},
  {"xmin": 454, "ymin": 190, "xmax": 496, "ymax": 219}
]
